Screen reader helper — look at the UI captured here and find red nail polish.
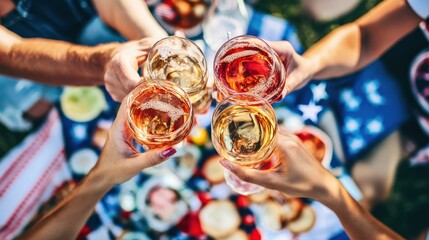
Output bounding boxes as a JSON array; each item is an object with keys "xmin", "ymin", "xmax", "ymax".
[{"xmin": 161, "ymin": 148, "xmax": 176, "ymax": 158}]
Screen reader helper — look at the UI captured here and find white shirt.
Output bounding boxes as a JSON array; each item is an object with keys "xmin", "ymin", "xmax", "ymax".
[{"xmin": 408, "ymin": 0, "xmax": 429, "ymax": 19}]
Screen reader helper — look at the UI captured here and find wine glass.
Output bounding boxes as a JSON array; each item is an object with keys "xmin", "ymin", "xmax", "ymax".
[
  {"xmin": 145, "ymin": 36, "xmax": 212, "ymax": 114},
  {"xmin": 211, "ymin": 94, "xmax": 278, "ymax": 195},
  {"xmin": 213, "ymin": 35, "xmax": 287, "ymax": 104},
  {"xmin": 203, "ymin": 0, "xmax": 248, "ymax": 51},
  {"xmin": 127, "ymin": 80, "xmax": 194, "ymax": 149},
  {"xmin": 154, "ymin": 0, "xmax": 211, "ymax": 37}
]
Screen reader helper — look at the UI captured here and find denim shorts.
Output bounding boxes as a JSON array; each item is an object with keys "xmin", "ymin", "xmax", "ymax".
[{"xmin": 1, "ymin": 0, "xmax": 96, "ymax": 42}]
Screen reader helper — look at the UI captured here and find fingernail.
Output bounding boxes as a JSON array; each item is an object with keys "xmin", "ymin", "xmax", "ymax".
[
  {"xmin": 219, "ymin": 160, "xmax": 233, "ymax": 171},
  {"xmin": 161, "ymin": 148, "xmax": 176, "ymax": 158}
]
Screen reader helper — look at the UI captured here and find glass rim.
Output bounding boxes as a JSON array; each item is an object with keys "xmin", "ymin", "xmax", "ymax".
[
  {"xmin": 126, "ymin": 79, "xmax": 194, "ymax": 140},
  {"xmin": 211, "ymin": 93, "xmax": 277, "ymax": 126},
  {"xmin": 213, "ymin": 35, "xmax": 284, "ymax": 102},
  {"xmin": 146, "ymin": 36, "xmax": 208, "ymax": 91}
]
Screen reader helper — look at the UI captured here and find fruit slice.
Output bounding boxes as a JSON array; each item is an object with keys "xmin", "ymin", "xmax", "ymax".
[
  {"xmin": 286, "ymin": 205, "xmax": 316, "ymax": 234},
  {"xmin": 61, "ymin": 87, "xmax": 106, "ymax": 122}
]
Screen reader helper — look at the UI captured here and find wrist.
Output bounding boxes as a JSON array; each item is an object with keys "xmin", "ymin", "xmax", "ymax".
[
  {"xmin": 302, "ymin": 55, "xmax": 323, "ymax": 80},
  {"xmin": 91, "ymin": 42, "xmax": 122, "ymax": 74},
  {"xmin": 67, "ymin": 42, "xmax": 121, "ymax": 85},
  {"xmin": 85, "ymin": 167, "xmax": 115, "ymax": 194},
  {"xmin": 314, "ymin": 173, "xmax": 343, "ymax": 210}
]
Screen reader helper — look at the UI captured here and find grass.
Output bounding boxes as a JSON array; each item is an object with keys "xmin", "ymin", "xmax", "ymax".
[{"xmin": 254, "ymin": 0, "xmax": 380, "ymax": 49}]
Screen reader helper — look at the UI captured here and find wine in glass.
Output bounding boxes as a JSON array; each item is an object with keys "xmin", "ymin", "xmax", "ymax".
[
  {"xmin": 127, "ymin": 80, "xmax": 194, "ymax": 149},
  {"xmin": 155, "ymin": 0, "xmax": 210, "ymax": 37},
  {"xmin": 146, "ymin": 36, "xmax": 212, "ymax": 114},
  {"xmin": 211, "ymin": 94, "xmax": 278, "ymax": 195},
  {"xmin": 214, "ymin": 35, "xmax": 286, "ymax": 103}
]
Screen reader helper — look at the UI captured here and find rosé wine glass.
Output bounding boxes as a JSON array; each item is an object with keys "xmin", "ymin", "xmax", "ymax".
[
  {"xmin": 127, "ymin": 80, "xmax": 194, "ymax": 149},
  {"xmin": 214, "ymin": 35, "xmax": 287, "ymax": 104}
]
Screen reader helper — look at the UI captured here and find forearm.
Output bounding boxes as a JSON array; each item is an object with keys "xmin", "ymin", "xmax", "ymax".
[
  {"xmin": 303, "ymin": 23, "xmax": 362, "ymax": 79},
  {"xmin": 18, "ymin": 171, "xmax": 112, "ymax": 240},
  {"xmin": 320, "ymin": 176, "xmax": 403, "ymax": 240},
  {"xmin": 93, "ymin": 0, "xmax": 168, "ymax": 40},
  {"xmin": 303, "ymin": 0, "xmax": 422, "ymax": 80},
  {"xmin": 0, "ymin": 38, "xmax": 119, "ymax": 86}
]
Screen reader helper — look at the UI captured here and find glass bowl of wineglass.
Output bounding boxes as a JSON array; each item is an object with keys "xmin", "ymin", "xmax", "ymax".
[
  {"xmin": 127, "ymin": 80, "xmax": 194, "ymax": 149},
  {"xmin": 211, "ymin": 94, "xmax": 278, "ymax": 195},
  {"xmin": 213, "ymin": 35, "xmax": 286, "ymax": 104},
  {"xmin": 146, "ymin": 36, "xmax": 212, "ymax": 114},
  {"xmin": 154, "ymin": 0, "xmax": 211, "ymax": 37}
]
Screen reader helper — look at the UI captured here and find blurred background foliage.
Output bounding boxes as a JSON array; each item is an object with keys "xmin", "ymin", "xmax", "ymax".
[{"xmin": 254, "ymin": 0, "xmax": 381, "ymax": 48}]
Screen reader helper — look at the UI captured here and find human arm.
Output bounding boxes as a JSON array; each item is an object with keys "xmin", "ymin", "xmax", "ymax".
[
  {"xmin": 0, "ymin": 26, "xmax": 156, "ymax": 101},
  {"xmin": 17, "ymin": 99, "xmax": 177, "ymax": 240},
  {"xmin": 220, "ymin": 132, "xmax": 404, "ymax": 240},
  {"xmin": 271, "ymin": 0, "xmax": 423, "ymax": 93},
  {"xmin": 92, "ymin": 0, "xmax": 168, "ymax": 41}
]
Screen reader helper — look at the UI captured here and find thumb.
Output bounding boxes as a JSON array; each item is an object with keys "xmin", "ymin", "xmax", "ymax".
[
  {"xmin": 219, "ymin": 160, "xmax": 264, "ymax": 185},
  {"xmin": 130, "ymin": 147, "xmax": 177, "ymax": 170}
]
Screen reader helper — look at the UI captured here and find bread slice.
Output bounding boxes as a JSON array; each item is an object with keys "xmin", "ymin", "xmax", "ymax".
[
  {"xmin": 199, "ymin": 200, "xmax": 241, "ymax": 238},
  {"xmin": 202, "ymin": 155, "xmax": 225, "ymax": 184},
  {"xmin": 286, "ymin": 205, "xmax": 316, "ymax": 234},
  {"xmin": 218, "ymin": 230, "xmax": 248, "ymax": 240},
  {"xmin": 281, "ymin": 198, "xmax": 303, "ymax": 222},
  {"xmin": 260, "ymin": 201, "xmax": 282, "ymax": 231}
]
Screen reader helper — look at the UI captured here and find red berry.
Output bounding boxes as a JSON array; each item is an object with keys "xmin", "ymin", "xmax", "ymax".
[
  {"xmin": 250, "ymin": 228, "xmax": 262, "ymax": 240},
  {"xmin": 243, "ymin": 215, "xmax": 255, "ymax": 225},
  {"xmin": 177, "ymin": 212, "xmax": 205, "ymax": 237},
  {"xmin": 121, "ymin": 210, "xmax": 132, "ymax": 219},
  {"xmin": 194, "ymin": 168, "xmax": 203, "ymax": 177},
  {"xmin": 77, "ymin": 225, "xmax": 91, "ymax": 239},
  {"xmin": 236, "ymin": 195, "xmax": 249, "ymax": 208},
  {"xmin": 296, "ymin": 132, "xmax": 312, "ymax": 141},
  {"xmin": 197, "ymin": 192, "xmax": 211, "ymax": 206}
]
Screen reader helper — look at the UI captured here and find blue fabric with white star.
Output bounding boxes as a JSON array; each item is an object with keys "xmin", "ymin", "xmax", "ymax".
[{"xmin": 284, "ymin": 61, "xmax": 410, "ymax": 162}]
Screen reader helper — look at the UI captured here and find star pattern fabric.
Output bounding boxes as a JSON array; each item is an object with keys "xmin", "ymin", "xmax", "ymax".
[
  {"xmin": 284, "ymin": 61, "xmax": 410, "ymax": 162},
  {"xmin": 311, "ymin": 82, "xmax": 329, "ymax": 102},
  {"xmin": 299, "ymin": 101, "xmax": 323, "ymax": 122}
]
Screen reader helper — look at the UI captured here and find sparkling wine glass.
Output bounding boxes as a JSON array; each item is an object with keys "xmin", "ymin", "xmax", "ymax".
[
  {"xmin": 127, "ymin": 80, "xmax": 194, "ymax": 149},
  {"xmin": 154, "ymin": 0, "xmax": 211, "ymax": 37},
  {"xmin": 213, "ymin": 35, "xmax": 287, "ymax": 104},
  {"xmin": 146, "ymin": 36, "xmax": 212, "ymax": 114},
  {"xmin": 211, "ymin": 94, "xmax": 278, "ymax": 195}
]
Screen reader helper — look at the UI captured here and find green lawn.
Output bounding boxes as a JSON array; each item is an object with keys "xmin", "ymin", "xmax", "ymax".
[{"xmin": 254, "ymin": 0, "xmax": 380, "ymax": 48}]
